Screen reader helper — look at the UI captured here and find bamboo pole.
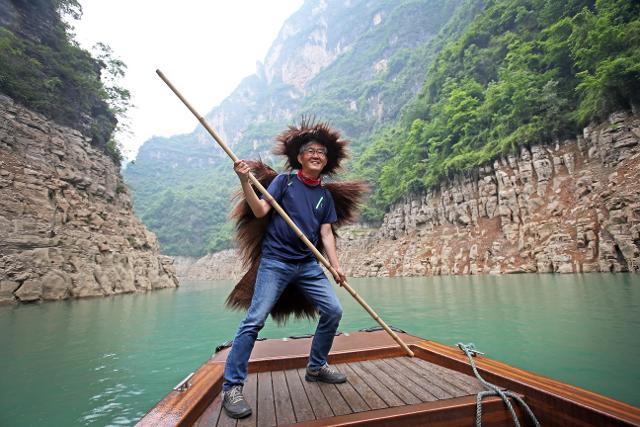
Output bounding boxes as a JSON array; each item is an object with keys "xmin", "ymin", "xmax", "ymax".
[{"xmin": 156, "ymin": 69, "xmax": 414, "ymax": 357}]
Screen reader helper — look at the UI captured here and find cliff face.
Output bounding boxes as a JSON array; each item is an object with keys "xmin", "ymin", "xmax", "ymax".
[
  {"xmin": 172, "ymin": 251, "xmax": 243, "ymax": 281},
  {"xmin": 174, "ymin": 112, "xmax": 639, "ymax": 280},
  {"xmin": 340, "ymin": 112, "xmax": 640, "ymax": 277},
  {"xmin": 200, "ymin": 0, "xmax": 454, "ymax": 152},
  {"xmin": 125, "ymin": 0, "xmax": 470, "ymax": 257},
  {"xmin": 0, "ymin": 0, "xmax": 58, "ymax": 44},
  {"xmin": 0, "ymin": 96, "xmax": 178, "ymax": 304}
]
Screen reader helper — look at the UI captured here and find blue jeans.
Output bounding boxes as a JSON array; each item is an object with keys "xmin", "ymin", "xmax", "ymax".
[{"xmin": 223, "ymin": 257, "xmax": 343, "ymax": 391}]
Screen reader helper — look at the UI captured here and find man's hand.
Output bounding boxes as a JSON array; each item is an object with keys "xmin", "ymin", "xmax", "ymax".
[
  {"xmin": 331, "ymin": 267, "xmax": 347, "ymax": 286},
  {"xmin": 233, "ymin": 160, "xmax": 271, "ymax": 218},
  {"xmin": 234, "ymin": 160, "xmax": 251, "ymax": 183}
]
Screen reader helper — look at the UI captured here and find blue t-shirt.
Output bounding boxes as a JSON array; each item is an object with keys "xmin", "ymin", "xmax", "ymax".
[{"xmin": 261, "ymin": 173, "xmax": 337, "ymax": 262}]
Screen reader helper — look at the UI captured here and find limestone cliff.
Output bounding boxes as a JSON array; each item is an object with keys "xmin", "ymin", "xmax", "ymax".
[
  {"xmin": 200, "ymin": 0, "xmax": 454, "ymax": 153},
  {"xmin": 0, "ymin": 96, "xmax": 178, "ymax": 304},
  {"xmin": 175, "ymin": 112, "xmax": 639, "ymax": 280},
  {"xmin": 172, "ymin": 251, "xmax": 243, "ymax": 281},
  {"xmin": 340, "ymin": 112, "xmax": 640, "ymax": 276}
]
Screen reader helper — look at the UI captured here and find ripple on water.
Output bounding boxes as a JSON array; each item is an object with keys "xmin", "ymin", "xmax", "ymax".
[{"xmin": 79, "ymin": 401, "xmax": 124, "ymax": 424}]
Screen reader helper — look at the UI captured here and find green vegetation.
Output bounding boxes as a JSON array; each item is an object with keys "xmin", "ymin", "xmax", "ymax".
[
  {"xmin": 124, "ymin": 135, "xmax": 239, "ymax": 256},
  {"xmin": 300, "ymin": 0, "xmax": 470, "ymax": 149},
  {"xmin": 126, "ymin": 0, "xmax": 639, "ymax": 256},
  {"xmin": 356, "ymin": 0, "xmax": 640, "ymax": 219},
  {"xmin": 126, "ymin": 0, "xmax": 466, "ymax": 256},
  {"xmin": 126, "ymin": 120, "xmax": 288, "ymax": 256},
  {"xmin": 0, "ymin": 0, "xmax": 130, "ymax": 162},
  {"xmin": 139, "ymin": 188, "xmax": 233, "ymax": 256}
]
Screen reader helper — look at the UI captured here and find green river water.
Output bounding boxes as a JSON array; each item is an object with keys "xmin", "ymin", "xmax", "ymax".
[{"xmin": 0, "ymin": 273, "xmax": 638, "ymax": 426}]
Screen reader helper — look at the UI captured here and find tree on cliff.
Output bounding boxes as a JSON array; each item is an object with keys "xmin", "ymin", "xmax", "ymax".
[
  {"xmin": 0, "ymin": 0, "xmax": 130, "ymax": 163},
  {"xmin": 357, "ymin": 0, "xmax": 640, "ymax": 219}
]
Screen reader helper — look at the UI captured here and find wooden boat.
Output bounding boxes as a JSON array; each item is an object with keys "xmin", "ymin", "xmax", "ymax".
[{"xmin": 137, "ymin": 328, "xmax": 640, "ymax": 426}]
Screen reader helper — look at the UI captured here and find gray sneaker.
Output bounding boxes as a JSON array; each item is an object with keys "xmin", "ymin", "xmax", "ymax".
[
  {"xmin": 222, "ymin": 385, "xmax": 252, "ymax": 419},
  {"xmin": 305, "ymin": 363, "xmax": 347, "ymax": 384}
]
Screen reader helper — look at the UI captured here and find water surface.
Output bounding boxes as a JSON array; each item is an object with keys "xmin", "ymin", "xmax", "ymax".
[{"xmin": 0, "ymin": 273, "xmax": 638, "ymax": 426}]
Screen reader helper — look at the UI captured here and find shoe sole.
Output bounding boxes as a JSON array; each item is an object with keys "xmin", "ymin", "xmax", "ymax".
[
  {"xmin": 223, "ymin": 407, "xmax": 252, "ymax": 419},
  {"xmin": 305, "ymin": 374, "xmax": 347, "ymax": 384}
]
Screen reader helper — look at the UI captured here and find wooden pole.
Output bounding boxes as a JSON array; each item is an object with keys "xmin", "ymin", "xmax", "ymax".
[{"xmin": 156, "ymin": 69, "xmax": 414, "ymax": 357}]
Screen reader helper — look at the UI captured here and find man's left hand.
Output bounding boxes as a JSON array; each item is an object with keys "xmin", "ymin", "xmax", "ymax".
[{"xmin": 332, "ymin": 267, "xmax": 347, "ymax": 286}]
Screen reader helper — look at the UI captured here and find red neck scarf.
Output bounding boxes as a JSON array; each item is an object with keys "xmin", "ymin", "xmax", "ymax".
[{"xmin": 297, "ymin": 170, "xmax": 321, "ymax": 186}]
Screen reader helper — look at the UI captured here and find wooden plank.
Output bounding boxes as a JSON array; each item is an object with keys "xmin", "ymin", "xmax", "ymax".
[
  {"xmin": 333, "ymin": 364, "xmax": 370, "ymax": 413},
  {"xmin": 297, "ymin": 368, "xmax": 334, "ymax": 419},
  {"xmin": 371, "ymin": 358, "xmax": 438, "ymax": 402},
  {"xmin": 394, "ymin": 356, "xmax": 471, "ymax": 396},
  {"xmin": 384, "ymin": 357, "xmax": 452, "ymax": 399},
  {"xmin": 236, "ymin": 374, "xmax": 257, "ymax": 427},
  {"xmin": 144, "ymin": 331, "xmax": 640, "ymax": 427},
  {"xmin": 137, "ymin": 362, "xmax": 224, "ymax": 427},
  {"xmin": 283, "ymin": 369, "xmax": 315, "ymax": 423},
  {"xmin": 279, "ymin": 394, "xmax": 525, "ymax": 427},
  {"xmin": 417, "ymin": 339, "xmax": 609, "ymax": 394},
  {"xmin": 212, "ymin": 331, "xmax": 424, "ymax": 364},
  {"xmin": 416, "ymin": 340, "xmax": 640, "ymax": 416},
  {"xmin": 272, "ymin": 370, "xmax": 296, "ymax": 425},
  {"xmin": 193, "ymin": 394, "xmax": 221, "ymax": 427},
  {"xmin": 389, "ymin": 357, "xmax": 465, "ymax": 399},
  {"xmin": 410, "ymin": 356, "xmax": 480, "ymax": 394},
  {"xmin": 245, "ymin": 346, "xmax": 406, "ymax": 374},
  {"xmin": 358, "ymin": 360, "xmax": 421, "ymax": 405},
  {"xmin": 340, "ymin": 363, "xmax": 388, "ymax": 410},
  {"xmin": 317, "ymin": 382, "xmax": 352, "ymax": 416},
  {"xmin": 257, "ymin": 371, "xmax": 276, "ymax": 427},
  {"xmin": 348, "ymin": 361, "xmax": 404, "ymax": 407},
  {"xmin": 412, "ymin": 341, "xmax": 640, "ymax": 427},
  {"xmin": 216, "ymin": 404, "xmax": 237, "ymax": 427}
]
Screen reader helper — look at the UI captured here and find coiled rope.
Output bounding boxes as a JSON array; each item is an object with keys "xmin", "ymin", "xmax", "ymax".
[{"xmin": 457, "ymin": 343, "xmax": 540, "ymax": 427}]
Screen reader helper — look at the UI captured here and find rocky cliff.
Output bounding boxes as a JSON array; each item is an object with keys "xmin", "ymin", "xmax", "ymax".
[
  {"xmin": 0, "ymin": 96, "xmax": 178, "ymax": 304},
  {"xmin": 340, "ymin": 111, "xmax": 640, "ymax": 276},
  {"xmin": 172, "ymin": 251, "xmax": 243, "ymax": 281},
  {"xmin": 124, "ymin": 0, "xmax": 472, "ymax": 257},
  {"xmin": 175, "ymin": 111, "xmax": 639, "ymax": 280},
  {"xmin": 200, "ymin": 0, "xmax": 460, "ymax": 153}
]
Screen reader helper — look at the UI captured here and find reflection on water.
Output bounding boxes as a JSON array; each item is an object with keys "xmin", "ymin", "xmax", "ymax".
[{"xmin": 0, "ymin": 273, "xmax": 638, "ymax": 426}]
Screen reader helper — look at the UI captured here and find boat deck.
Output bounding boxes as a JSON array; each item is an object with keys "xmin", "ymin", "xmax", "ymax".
[
  {"xmin": 195, "ymin": 356, "xmax": 484, "ymax": 426},
  {"xmin": 138, "ymin": 330, "xmax": 640, "ymax": 426}
]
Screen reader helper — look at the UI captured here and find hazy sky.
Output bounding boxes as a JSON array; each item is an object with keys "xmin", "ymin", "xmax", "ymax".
[{"xmin": 71, "ymin": 0, "xmax": 303, "ymax": 160}]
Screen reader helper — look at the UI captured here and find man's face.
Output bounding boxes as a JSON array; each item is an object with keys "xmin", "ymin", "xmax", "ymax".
[{"xmin": 297, "ymin": 142, "xmax": 328, "ymax": 176}]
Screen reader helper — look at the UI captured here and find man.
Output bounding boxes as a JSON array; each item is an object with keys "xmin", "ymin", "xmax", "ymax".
[{"xmin": 222, "ymin": 122, "xmax": 349, "ymax": 419}]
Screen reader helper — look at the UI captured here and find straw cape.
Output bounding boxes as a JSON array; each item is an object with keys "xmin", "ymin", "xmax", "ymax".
[{"xmin": 225, "ymin": 121, "xmax": 366, "ymax": 323}]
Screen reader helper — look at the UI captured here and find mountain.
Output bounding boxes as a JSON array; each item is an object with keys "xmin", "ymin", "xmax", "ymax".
[
  {"xmin": 360, "ymin": 0, "xmax": 640, "ymax": 217},
  {"xmin": 125, "ymin": 0, "xmax": 639, "ymax": 260},
  {"xmin": 124, "ymin": 0, "xmax": 476, "ymax": 256}
]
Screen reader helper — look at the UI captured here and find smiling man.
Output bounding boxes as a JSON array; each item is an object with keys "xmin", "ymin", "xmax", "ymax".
[{"xmin": 221, "ymin": 121, "xmax": 349, "ymax": 419}]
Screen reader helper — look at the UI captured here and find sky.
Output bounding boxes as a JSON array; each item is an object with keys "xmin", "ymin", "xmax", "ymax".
[{"xmin": 71, "ymin": 0, "xmax": 303, "ymax": 160}]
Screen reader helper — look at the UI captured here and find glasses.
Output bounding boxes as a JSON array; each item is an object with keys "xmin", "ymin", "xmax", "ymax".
[{"xmin": 303, "ymin": 147, "xmax": 327, "ymax": 157}]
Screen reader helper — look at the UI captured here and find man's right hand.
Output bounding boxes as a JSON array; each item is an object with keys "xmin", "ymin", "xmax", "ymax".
[
  {"xmin": 234, "ymin": 160, "xmax": 271, "ymax": 218},
  {"xmin": 234, "ymin": 160, "xmax": 251, "ymax": 183}
]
